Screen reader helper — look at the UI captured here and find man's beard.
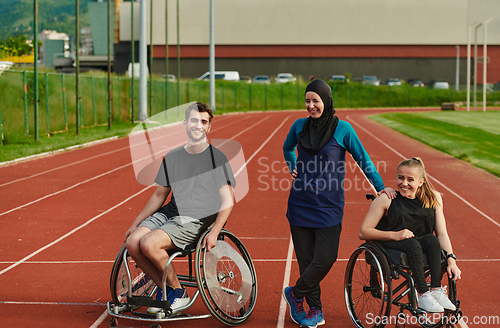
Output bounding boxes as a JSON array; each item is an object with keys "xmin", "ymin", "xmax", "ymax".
[{"xmin": 186, "ymin": 128, "xmax": 206, "ymax": 142}]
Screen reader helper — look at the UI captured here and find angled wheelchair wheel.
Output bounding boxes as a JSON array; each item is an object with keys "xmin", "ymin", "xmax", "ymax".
[
  {"xmin": 195, "ymin": 229, "xmax": 257, "ymax": 326},
  {"xmin": 110, "ymin": 244, "xmax": 155, "ymax": 306},
  {"xmin": 345, "ymin": 243, "xmax": 392, "ymax": 328}
]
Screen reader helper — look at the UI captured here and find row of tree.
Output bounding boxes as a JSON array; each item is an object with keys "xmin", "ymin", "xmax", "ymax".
[{"xmin": 0, "ymin": 35, "xmax": 35, "ymax": 59}]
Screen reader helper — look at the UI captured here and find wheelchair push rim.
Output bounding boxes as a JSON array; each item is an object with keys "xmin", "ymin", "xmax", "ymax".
[{"xmin": 195, "ymin": 228, "xmax": 258, "ymax": 326}]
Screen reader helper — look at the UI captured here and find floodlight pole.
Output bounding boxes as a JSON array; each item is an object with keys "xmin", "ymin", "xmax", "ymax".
[
  {"xmin": 138, "ymin": 0, "xmax": 148, "ymax": 121},
  {"xmin": 34, "ymin": 0, "xmax": 39, "ymax": 140},
  {"xmin": 176, "ymin": 0, "xmax": 181, "ymax": 108},
  {"xmin": 131, "ymin": 0, "xmax": 135, "ymax": 124},
  {"xmin": 482, "ymin": 18, "xmax": 493, "ymax": 112},
  {"xmin": 467, "ymin": 22, "xmax": 480, "ymax": 112},
  {"xmin": 455, "ymin": 45, "xmax": 459, "ymax": 92},
  {"xmin": 473, "ymin": 23, "xmax": 482, "ymax": 111},
  {"xmin": 75, "ymin": 0, "xmax": 79, "ymax": 135},
  {"xmin": 107, "ymin": 0, "xmax": 112, "ymax": 129},
  {"xmin": 209, "ymin": 0, "xmax": 215, "ymax": 110}
]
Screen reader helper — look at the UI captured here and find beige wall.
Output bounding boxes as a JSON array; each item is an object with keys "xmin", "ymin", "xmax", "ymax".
[{"xmin": 120, "ymin": 0, "xmax": 500, "ymax": 45}]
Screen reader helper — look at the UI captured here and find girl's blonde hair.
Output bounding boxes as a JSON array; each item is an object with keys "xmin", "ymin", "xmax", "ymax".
[{"xmin": 397, "ymin": 157, "xmax": 440, "ymax": 209}]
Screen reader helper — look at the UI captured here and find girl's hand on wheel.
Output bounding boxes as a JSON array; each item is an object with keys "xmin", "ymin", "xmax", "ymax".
[
  {"xmin": 447, "ymin": 262, "xmax": 461, "ymax": 281},
  {"xmin": 291, "ymin": 169, "xmax": 298, "ymax": 180}
]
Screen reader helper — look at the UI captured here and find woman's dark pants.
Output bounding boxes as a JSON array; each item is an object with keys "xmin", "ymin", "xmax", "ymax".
[{"xmin": 290, "ymin": 224, "xmax": 341, "ymax": 310}]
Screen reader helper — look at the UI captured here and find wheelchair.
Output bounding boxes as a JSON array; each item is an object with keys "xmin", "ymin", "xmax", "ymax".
[
  {"xmin": 107, "ymin": 216, "xmax": 258, "ymax": 328},
  {"xmin": 344, "ymin": 195, "xmax": 463, "ymax": 328}
]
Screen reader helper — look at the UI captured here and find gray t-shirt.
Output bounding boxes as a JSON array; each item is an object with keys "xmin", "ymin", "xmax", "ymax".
[{"xmin": 155, "ymin": 145, "xmax": 236, "ymax": 221}]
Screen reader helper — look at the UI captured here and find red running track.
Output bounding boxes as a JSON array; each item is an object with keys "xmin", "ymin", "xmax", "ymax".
[{"xmin": 0, "ymin": 109, "xmax": 499, "ymax": 328}]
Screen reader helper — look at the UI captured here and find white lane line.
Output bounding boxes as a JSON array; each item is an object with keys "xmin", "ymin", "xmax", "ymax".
[
  {"xmin": 0, "ymin": 136, "xmax": 119, "ymax": 168},
  {"xmin": 235, "ymin": 116, "xmax": 291, "ymax": 177},
  {"xmin": 347, "ymin": 115, "xmax": 500, "ymax": 229},
  {"xmin": 0, "ymin": 115, "xmax": 250, "ymax": 188},
  {"xmin": 0, "ymin": 186, "xmax": 152, "ymax": 276},
  {"xmin": 89, "ymin": 310, "xmax": 109, "ymax": 328},
  {"xmin": 0, "ymin": 116, "xmax": 267, "ymax": 218},
  {"xmin": 1, "ymin": 258, "xmax": 498, "ymax": 265},
  {"xmin": 277, "ymin": 236, "xmax": 294, "ymax": 328}
]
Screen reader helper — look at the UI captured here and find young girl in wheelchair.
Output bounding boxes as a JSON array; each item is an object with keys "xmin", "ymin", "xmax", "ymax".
[{"xmin": 359, "ymin": 157, "xmax": 461, "ymax": 313}]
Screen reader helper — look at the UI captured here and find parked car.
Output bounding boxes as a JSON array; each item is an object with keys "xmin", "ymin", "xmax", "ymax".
[
  {"xmin": 162, "ymin": 74, "xmax": 176, "ymax": 81},
  {"xmin": 198, "ymin": 71, "xmax": 240, "ymax": 82},
  {"xmin": 275, "ymin": 73, "xmax": 296, "ymax": 84},
  {"xmin": 329, "ymin": 75, "xmax": 347, "ymax": 83},
  {"xmin": 362, "ymin": 75, "xmax": 380, "ymax": 86},
  {"xmin": 253, "ymin": 75, "xmax": 271, "ymax": 84},
  {"xmin": 351, "ymin": 77, "xmax": 363, "ymax": 83},
  {"xmin": 0, "ymin": 61, "xmax": 14, "ymax": 75},
  {"xmin": 407, "ymin": 79, "xmax": 424, "ymax": 87},
  {"xmin": 429, "ymin": 80, "xmax": 449, "ymax": 89},
  {"xmin": 240, "ymin": 76, "xmax": 252, "ymax": 83},
  {"xmin": 385, "ymin": 78, "xmax": 402, "ymax": 86}
]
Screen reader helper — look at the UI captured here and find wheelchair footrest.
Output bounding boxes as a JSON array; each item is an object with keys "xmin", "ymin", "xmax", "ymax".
[{"xmin": 127, "ymin": 295, "xmax": 170, "ymax": 309}]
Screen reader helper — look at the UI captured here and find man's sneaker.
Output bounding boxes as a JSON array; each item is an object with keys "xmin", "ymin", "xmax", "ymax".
[
  {"xmin": 282, "ymin": 287, "xmax": 306, "ymax": 324},
  {"xmin": 418, "ymin": 291, "xmax": 444, "ymax": 313},
  {"xmin": 300, "ymin": 307, "xmax": 325, "ymax": 328},
  {"xmin": 168, "ymin": 287, "xmax": 190, "ymax": 311},
  {"xmin": 147, "ymin": 286, "xmax": 174, "ymax": 314},
  {"xmin": 431, "ymin": 286, "xmax": 456, "ymax": 311}
]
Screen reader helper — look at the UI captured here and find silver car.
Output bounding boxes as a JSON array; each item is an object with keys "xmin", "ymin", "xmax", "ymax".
[{"xmin": 275, "ymin": 73, "xmax": 296, "ymax": 84}]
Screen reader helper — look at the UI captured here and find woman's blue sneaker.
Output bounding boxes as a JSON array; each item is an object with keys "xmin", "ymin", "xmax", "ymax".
[
  {"xmin": 300, "ymin": 307, "xmax": 325, "ymax": 328},
  {"xmin": 282, "ymin": 287, "xmax": 306, "ymax": 324}
]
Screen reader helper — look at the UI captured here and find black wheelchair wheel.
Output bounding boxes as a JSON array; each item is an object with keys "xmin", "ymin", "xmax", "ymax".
[
  {"xmin": 110, "ymin": 243, "xmax": 155, "ymax": 306},
  {"xmin": 195, "ymin": 229, "xmax": 257, "ymax": 326},
  {"xmin": 345, "ymin": 243, "xmax": 392, "ymax": 328}
]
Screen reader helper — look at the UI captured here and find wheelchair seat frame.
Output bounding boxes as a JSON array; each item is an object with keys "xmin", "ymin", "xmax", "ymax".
[
  {"xmin": 107, "ymin": 226, "xmax": 258, "ymax": 328},
  {"xmin": 344, "ymin": 240, "xmax": 463, "ymax": 328}
]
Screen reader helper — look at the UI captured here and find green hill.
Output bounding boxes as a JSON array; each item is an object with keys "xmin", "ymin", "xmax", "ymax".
[{"xmin": 0, "ymin": 0, "xmax": 94, "ymax": 41}]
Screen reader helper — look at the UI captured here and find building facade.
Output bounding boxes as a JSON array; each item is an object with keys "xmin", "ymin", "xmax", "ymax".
[{"xmin": 115, "ymin": 0, "xmax": 500, "ymax": 85}]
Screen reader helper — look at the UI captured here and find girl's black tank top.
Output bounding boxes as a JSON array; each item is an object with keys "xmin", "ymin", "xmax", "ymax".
[{"xmin": 377, "ymin": 192, "xmax": 435, "ymax": 237}]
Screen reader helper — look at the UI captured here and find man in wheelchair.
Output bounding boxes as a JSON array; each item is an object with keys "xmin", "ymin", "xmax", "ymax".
[
  {"xmin": 124, "ymin": 102, "xmax": 236, "ymax": 314},
  {"xmin": 358, "ymin": 157, "xmax": 461, "ymax": 313}
]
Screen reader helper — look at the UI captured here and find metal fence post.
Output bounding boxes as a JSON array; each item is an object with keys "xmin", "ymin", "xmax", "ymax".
[
  {"xmin": 45, "ymin": 73, "xmax": 50, "ymax": 134},
  {"xmin": 281, "ymin": 84, "xmax": 283, "ymax": 109},
  {"xmin": 23, "ymin": 71, "xmax": 28, "ymax": 137},
  {"xmin": 234, "ymin": 83, "xmax": 237, "ymax": 110},
  {"xmin": 265, "ymin": 84, "xmax": 267, "ymax": 110},
  {"xmin": 92, "ymin": 76, "xmax": 96, "ymax": 126},
  {"xmin": 222, "ymin": 84, "xmax": 225, "ymax": 110},
  {"xmin": 118, "ymin": 78, "xmax": 122, "ymax": 120},
  {"xmin": 349, "ymin": 84, "xmax": 353, "ymax": 108},
  {"xmin": 297, "ymin": 84, "xmax": 300, "ymax": 109},
  {"xmin": 249, "ymin": 83, "xmax": 252, "ymax": 110},
  {"xmin": 61, "ymin": 74, "xmax": 68, "ymax": 132}
]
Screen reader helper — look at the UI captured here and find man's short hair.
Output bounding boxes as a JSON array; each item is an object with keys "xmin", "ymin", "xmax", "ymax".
[{"xmin": 185, "ymin": 102, "xmax": 214, "ymax": 123}]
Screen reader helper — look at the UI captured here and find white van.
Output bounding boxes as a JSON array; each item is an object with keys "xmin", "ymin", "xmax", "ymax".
[{"xmin": 197, "ymin": 71, "xmax": 240, "ymax": 82}]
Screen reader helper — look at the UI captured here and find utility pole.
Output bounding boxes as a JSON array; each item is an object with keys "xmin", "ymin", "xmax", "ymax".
[
  {"xmin": 138, "ymin": 0, "xmax": 148, "ymax": 121},
  {"xmin": 209, "ymin": 0, "xmax": 215, "ymax": 110},
  {"xmin": 34, "ymin": 0, "xmax": 39, "ymax": 140}
]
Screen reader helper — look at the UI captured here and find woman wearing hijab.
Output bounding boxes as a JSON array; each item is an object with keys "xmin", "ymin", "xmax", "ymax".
[{"xmin": 282, "ymin": 79, "xmax": 395, "ymax": 327}]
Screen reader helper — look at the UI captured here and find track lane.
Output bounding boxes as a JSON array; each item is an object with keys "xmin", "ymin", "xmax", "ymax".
[{"xmin": 0, "ymin": 110, "xmax": 498, "ymax": 327}]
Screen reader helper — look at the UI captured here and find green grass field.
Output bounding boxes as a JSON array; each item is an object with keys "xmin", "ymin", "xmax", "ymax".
[
  {"xmin": 0, "ymin": 121, "xmax": 136, "ymax": 163},
  {"xmin": 369, "ymin": 110, "xmax": 500, "ymax": 177}
]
